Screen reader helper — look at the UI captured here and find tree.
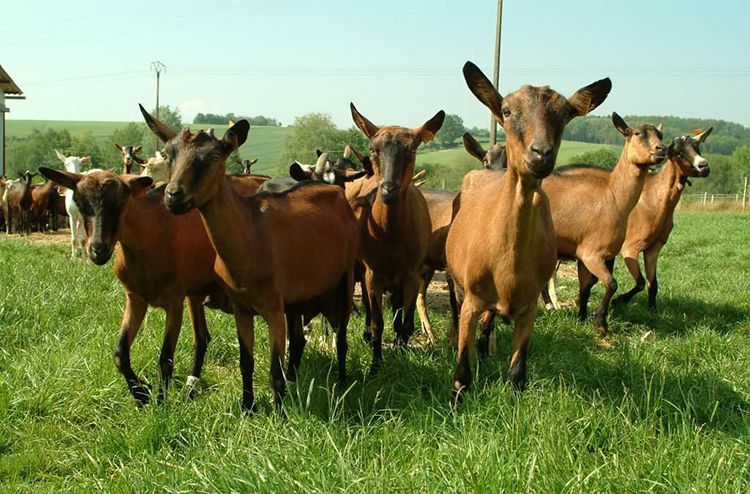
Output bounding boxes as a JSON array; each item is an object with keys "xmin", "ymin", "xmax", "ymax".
[
  {"xmin": 436, "ymin": 113, "xmax": 465, "ymax": 148},
  {"xmin": 152, "ymin": 105, "xmax": 183, "ymax": 132},
  {"xmin": 568, "ymin": 148, "xmax": 619, "ymax": 169},
  {"xmin": 281, "ymin": 113, "xmax": 344, "ymax": 167}
]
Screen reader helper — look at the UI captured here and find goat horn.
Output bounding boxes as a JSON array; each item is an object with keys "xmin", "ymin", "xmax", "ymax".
[
  {"xmin": 315, "ymin": 152, "xmax": 329, "ymax": 175},
  {"xmin": 343, "ymin": 145, "xmax": 352, "ymax": 159}
]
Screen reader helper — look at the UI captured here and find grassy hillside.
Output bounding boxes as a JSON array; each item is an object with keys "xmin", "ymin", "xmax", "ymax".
[
  {"xmin": 416, "ymin": 140, "xmax": 620, "ymax": 190},
  {"xmin": 0, "ymin": 212, "xmax": 748, "ymax": 490},
  {"xmin": 5, "ymin": 120, "xmax": 290, "ymax": 176}
]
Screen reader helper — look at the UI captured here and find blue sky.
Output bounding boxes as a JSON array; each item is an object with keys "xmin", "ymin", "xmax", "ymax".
[{"xmin": 2, "ymin": 0, "xmax": 748, "ymax": 129}]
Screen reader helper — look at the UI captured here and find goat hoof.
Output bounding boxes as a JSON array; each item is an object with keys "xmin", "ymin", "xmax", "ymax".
[
  {"xmin": 132, "ymin": 384, "xmax": 151, "ymax": 407},
  {"xmin": 241, "ymin": 399, "xmax": 258, "ymax": 415}
]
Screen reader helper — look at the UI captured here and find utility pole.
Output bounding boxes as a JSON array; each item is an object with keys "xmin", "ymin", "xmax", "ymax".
[
  {"xmin": 150, "ymin": 61, "xmax": 166, "ymax": 150},
  {"xmin": 489, "ymin": 0, "xmax": 503, "ymax": 146}
]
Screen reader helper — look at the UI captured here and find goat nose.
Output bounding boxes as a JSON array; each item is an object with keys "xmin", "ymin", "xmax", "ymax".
[
  {"xmin": 656, "ymin": 144, "xmax": 667, "ymax": 153},
  {"xmin": 166, "ymin": 185, "xmax": 184, "ymax": 199},
  {"xmin": 530, "ymin": 143, "xmax": 554, "ymax": 162}
]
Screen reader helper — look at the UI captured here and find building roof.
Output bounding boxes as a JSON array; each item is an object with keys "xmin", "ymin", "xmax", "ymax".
[{"xmin": 0, "ymin": 65, "xmax": 23, "ymax": 96}]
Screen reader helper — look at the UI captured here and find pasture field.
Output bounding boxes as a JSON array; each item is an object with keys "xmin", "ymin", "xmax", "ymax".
[
  {"xmin": 5, "ymin": 120, "xmax": 290, "ymax": 176},
  {"xmin": 417, "ymin": 140, "xmax": 619, "ymax": 190},
  {"xmin": 1, "ymin": 213, "xmax": 749, "ymax": 491}
]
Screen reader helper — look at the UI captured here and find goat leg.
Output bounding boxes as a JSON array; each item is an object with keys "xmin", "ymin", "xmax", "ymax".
[
  {"xmin": 452, "ymin": 298, "xmax": 480, "ymax": 409},
  {"xmin": 235, "ymin": 310, "xmax": 257, "ymax": 413},
  {"xmin": 366, "ymin": 270, "xmax": 385, "ymax": 375},
  {"xmin": 416, "ymin": 268, "xmax": 436, "ymax": 345},
  {"xmin": 644, "ymin": 243, "xmax": 662, "ymax": 312},
  {"xmin": 586, "ymin": 257, "xmax": 617, "ymax": 337},
  {"xmin": 114, "ymin": 294, "xmax": 150, "ymax": 406},
  {"xmin": 477, "ymin": 311, "xmax": 495, "ymax": 358},
  {"xmin": 576, "ymin": 260, "xmax": 598, "ymax": 322},
  {"xmin": 508, "ymin": 307, "xmax": 535, "ymax": 391},
  {"xmin": 286, "ymin": 314, "xmax": 306, "ymax": 382},
  {"xmin": 157, "ymin": 299, "xmax": 184, "ymax": 405},
  {"xmin": 186, "ymin": 296, "xmax": 211, "ymax": 399},
  {"xmin": 266, "ymin": 309, "xmax": 288, "ymax": 412},
  {"xmin": 612, "ymin": 252, "xmax": 645, "ymax": 306}
]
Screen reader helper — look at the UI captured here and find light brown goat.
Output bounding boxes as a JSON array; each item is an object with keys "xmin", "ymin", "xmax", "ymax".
[
  {"xmin": 39, "ymin": 167, "xmax": 267, "ymax": 405},
  {"xmin": 610, "ymin": 129, "xmax": 712, "ymax": 310},
  {"xmin": 446, "ymin": 61, "xmax": 611, "ymax": 403},
  {"xmin": 541, "ymin": 113, "xmax": 667, "ymax": 336},
  {"xmin": 141, "ymin": 106, "xmax": 359, "ymax": 412},
  {"xmin": 415, "ymin": 188, "xmax": 457, "ymax": 345},
  {"xmin": 349, "ymin": 103, "xmax": 442, "ymax": 372}
]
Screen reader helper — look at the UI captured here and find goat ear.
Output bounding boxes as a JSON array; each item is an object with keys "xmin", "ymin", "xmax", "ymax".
[
  {"xmin": 223, "ymin": 120, "xmax": 250, "ymax": 152},
  {"xmin": 54, "ymin": 149, "xmax": 67, "ymax": 163},
  {"xmin": 316, "ymin": 149, "xmax": 323, "ymax": 158},
  {"xmin": 112, "ymin": 142, "xmax": 123, "ymax": 152},
  {"xmin": 568, "ymin": 77, "xmax": 612, "ymax": 117},
  {"xmin": 133, "ymin": 145, "xmax": 143, "ymax": 154},
  {"xmin": 139, "ymin": 103, "xmax": 178, "ymax": 142},
  {"xmin": 289, "ymin": 162, "xmax": 313, "ymax": 181},
  {"xmin": 39, "ymin": 167, "xmax": 82, "ymax": 190},
  {"xmin": 462, "ymin": 132, "xmax": 486, "ymax": 162},
  {"xmin": 344, "ymin": 169, "xmax": 368, "ymax": 182},
  {"xmin": 350, "ymin": 103, "xmax": 379, "ymax": 138},
  {"xmin": 415, "ymin": 110, "xmax": 445, "ymax": 144},
  {"xmin": 249, "ymin": 158, "xmax": 258, "ymax": 165},
  {"xmin": 694, "ymin": 127, "xmax": 713, "ymax": 144},
  {"xmin": 127, "ymin": 176, "xmax": 153, "ymax": 193},
  {"xmin": 657, "ymin": 123, "xmax": 664, "ymax": 134},
  {"xmin": 349, "ymin": 145, "xmax": 375, "ymax": 176},
  {"xmin": 81, "ymin": 157, "xmax": 91, "ymax": 166},
  {"xmin": 352, "ymin": 188, "xmax": 377, "ymax": 210},
  {"xmin": 462, "ymin": 61, "xmax": 504, "ymax": 123},
  {"xmin": 612, "ymin": 112, "xmax": 631, "ymax": 137}
]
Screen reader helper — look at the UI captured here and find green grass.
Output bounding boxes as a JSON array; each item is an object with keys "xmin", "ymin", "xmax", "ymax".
[
  {"xmin": 5, "ymin": 119, "xmax": 290, "ymax": 176},
  {"xmin": 417, "ymin": 140, "xmax": 620, "ymax": 190},
  {"xmin": 0, "ymin": 212, "xmax": 748, "ymax": 491}
]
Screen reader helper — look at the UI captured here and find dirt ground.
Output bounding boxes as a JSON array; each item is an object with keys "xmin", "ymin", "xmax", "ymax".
[{"xmin": 2, "ymin": 228, "xmax": 72, "ymax": 247}]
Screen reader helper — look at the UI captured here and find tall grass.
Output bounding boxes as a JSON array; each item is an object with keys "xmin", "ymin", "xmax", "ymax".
[{"xmin": 0, "ymin": 212, "xmax": 748, "ymax": 491}]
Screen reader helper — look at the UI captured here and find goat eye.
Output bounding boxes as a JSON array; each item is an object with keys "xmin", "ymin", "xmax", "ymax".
[
  {"xmin": 502, "ymin": 108, "xmax": 512, "ymax": 118},
  {"xmin": 633, "ymin": 131, "xmax": 641, "ymax": 136}
]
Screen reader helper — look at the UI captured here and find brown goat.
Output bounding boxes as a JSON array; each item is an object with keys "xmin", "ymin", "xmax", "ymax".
[
  {"xmin": 7, "ymin": 171, "xmax": 37, "ymax": 234},
  {"xmin": 349, "ymin": 103, "xmax": 442, "ymax": 372},
  {"xmin": 541, "ymin": 114, "xmax": 666, "ymax": 336},
  {"xmin": 415, "ymin": 188, "xmax": 458, "ymax": 345},
  {"xmin": 141, "ymin": 106, "xmax": 359, "ymax": 412},
  {"xmin": 38, "ymin": 167, "xmax": 267, "ymax": 405},
  {"xmin": 446, "ymin": 61, "xmax": 611, "ymax": 403},
  {"xmin": 609, "ymin": 129, "xmax": 712, "ymax": 310},
  {"xmin": 30, "ymin": 180, "xmax": 59, "ymax": 232},
  {"xmin": 462, "ymin": 132, "xmax": 507, "ymax": 170},
  {"xmin": 113, "ymin": 143, "xmax": 145, "ymax": 174}
]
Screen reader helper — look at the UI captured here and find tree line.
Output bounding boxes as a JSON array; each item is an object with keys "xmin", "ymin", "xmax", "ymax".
[
  {"xmin": 193, "ymin": 113, "xmax": 281, "ymax": 127},
  {"xmin": 564, "ymin": 115, "xmax": 750, "ymax": 156}
]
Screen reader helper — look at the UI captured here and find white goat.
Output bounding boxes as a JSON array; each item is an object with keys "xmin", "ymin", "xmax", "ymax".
[
  {"xmin": 54, "ymin": 150, "xmax": 98, "ymax": 258},
  {"xmin": 139, "ymin": 151, "xmax": 170, "ymax": 184}
]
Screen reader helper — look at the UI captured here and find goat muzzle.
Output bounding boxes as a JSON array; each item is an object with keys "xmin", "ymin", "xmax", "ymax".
[
  {"xmin": 164, "ymin": 185, "xmax": 193, "ymax": 214},
  {"xmin": 88, "ymin": 242, "xmax": 113, "ymax": 265},
  {"xmin": 379, "ymin": 181, "xmax": 400, "ymax": 205}
]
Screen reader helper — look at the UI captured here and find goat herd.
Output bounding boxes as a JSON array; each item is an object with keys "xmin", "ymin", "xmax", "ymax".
[{"xmin": 4, "ymin": 61, "xmax": 715, "ymax": 412}]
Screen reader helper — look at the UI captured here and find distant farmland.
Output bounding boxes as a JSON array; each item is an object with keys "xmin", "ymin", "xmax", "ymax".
[
  {"xmin": 5, "ymin": 120, "xmax": 291, "ymax": 176},
  {"xmin": 5, "ymin": 119, "xmax": 617, "ymax": 182}
]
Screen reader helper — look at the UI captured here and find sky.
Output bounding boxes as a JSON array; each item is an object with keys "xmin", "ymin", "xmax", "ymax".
[{"xmin": 2, "ymin": 0, "xmax": 749, "ymax": 129}]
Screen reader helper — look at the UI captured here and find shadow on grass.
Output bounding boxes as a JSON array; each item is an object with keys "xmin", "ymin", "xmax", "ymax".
[
  {"xmin": 281, "ymin": 314, "xmax": 748, "ymax": 437},
  {"xmin": 611, "ymin": 294, "xmax": 749, "ymax": 337}
]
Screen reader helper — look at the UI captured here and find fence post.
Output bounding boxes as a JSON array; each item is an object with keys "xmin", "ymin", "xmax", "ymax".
[
  {"xmin": 743, "ymin": 177, "xmax": 748, "ymax": 209},
  {"xmin": 703, "ymin": 192, "xmax": 707, "ymax": 206},
  {"xmin": 441, "ymin": 179, "xmax": 446, "ymax": 190}
]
